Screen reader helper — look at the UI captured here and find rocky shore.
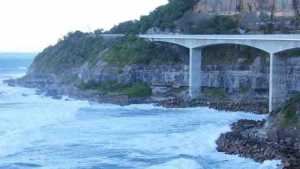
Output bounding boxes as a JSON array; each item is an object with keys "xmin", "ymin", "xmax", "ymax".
[
  {"xmin": 6, "ymin": 77, "xmax": 300, "ymax": 168},
  {"xmin": 5, "ymin": 78, "xmax": 152, "ymax": 105},
  {"xmin": 5, "ymin": 76, "xmax": 268, "ymax": 113},
  {"xmin": 216, "ymin": 120, "xmax": 300, "ymax": 169},
  {"xmin": 160, "ymin": 97, "xmax": 268, "ymax": 114}
]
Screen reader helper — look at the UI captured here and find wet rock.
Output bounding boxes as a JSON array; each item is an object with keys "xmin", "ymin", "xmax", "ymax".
[{"xmin": 216, "ymin": 120, "xmax": 300, "ymax": 169}]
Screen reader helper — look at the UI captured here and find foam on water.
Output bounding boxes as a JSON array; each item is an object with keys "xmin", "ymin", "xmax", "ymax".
[
  {"xmin": 0, "ymin": 81, "xmax": 89, "ymax": 158},
  {"xmin": 146, "ymin": 158, "xmax": 204, "ymax": 169},
  {"xmin": 0, "ymin": 54, "xmax": 282, "ymax": 169}
]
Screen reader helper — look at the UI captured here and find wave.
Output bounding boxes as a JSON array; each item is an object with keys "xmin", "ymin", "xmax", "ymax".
[
  {"xmin": 0, "ymin": 82, "xmax": 89, "ymax": 158},
  {"xmin": 0, "ymin": 57, "xmax": 281, "ymax": 169}
]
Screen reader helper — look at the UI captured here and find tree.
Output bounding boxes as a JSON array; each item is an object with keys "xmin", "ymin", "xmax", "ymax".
[
  {"xmin": 108, "ymin": 0, "xmax": 198, "ymax": 34},
  {"xmin": 94, "ymin": 29, "xmax": 104, "ymax": 34}
]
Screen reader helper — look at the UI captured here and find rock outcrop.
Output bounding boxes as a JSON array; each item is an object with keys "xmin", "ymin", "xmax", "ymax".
[
  {"xmin": 216, "ymin": 119, "xmax": 300, "ymax": 169},
  {"xmin": 217, "ymin": 94, "xmax": 300, "ymax": 169},
  {"xmin": 7, "ymin": 1, "xmax": 300, "ymax": 167},
  {"xmin": 193, "ymin": 0, "xmax": 299, "ymax": 16}
]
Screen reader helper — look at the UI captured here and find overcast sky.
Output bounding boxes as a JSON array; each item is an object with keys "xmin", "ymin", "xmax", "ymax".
[{"xmin": 0, "ymin": 0, "xmax": 167, "ymax": 52}]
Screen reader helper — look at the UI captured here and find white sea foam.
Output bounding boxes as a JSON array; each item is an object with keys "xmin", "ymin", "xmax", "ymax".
[
  {"xmin": 260, "ymin": 160, "xmax": 283, "ymax": 169},
  {"xmin": 0, "ymin": 82, "xmax": 89, "ymax": 158},
  {"xmin": 146, "ymin": 158, "xmax": 204, "ymax": 169},
  {"xmin": 0, "ymin": 55, "xmax": 282, "ymax": 169},
  {"xmin": 0, "ymin": 84, "xmax": 282, "ymax": 169}
]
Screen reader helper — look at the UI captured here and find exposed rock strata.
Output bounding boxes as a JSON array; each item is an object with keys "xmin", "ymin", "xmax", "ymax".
[
  {"xmin": 193, "ymin": 0, "xmax": 299, "ymax": 16},
  {"xmin": 216, "ymin": 119, "xmax": 300, "ymax": 169}
]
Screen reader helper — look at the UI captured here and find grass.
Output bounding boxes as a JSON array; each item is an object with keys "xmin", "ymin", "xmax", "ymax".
[
  {"xmin": 120, "ymin": 83, "xmax": 152, "ymax": 98},
  {"xmin": 279, "ymin": 93, "xmax": 300, "ymax": 126},
  {"xmin": 102, "ymin": 35, "xmax": 184, "ymax": 67},
  {"xmin": 31, "ymin": 31, "xmax": 113, "ymax": 75},
  {"xmin": 202, "ymin": 45, "xmax": 268, "ymax": 66},
  {"xmin": 78, "ymin": 81, "xmax": 152, "ymax": 98},
  {"xmin": 203, "ymin": 87, "xmax": 227, "ymax": 98},
  {"xmin": 239, "ymin": 85, "xmax": 251, "ymax": 94}
]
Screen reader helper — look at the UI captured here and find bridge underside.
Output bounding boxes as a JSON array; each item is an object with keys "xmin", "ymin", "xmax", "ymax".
[
  {"xmin": 189, "ymin": 48, "xmax": 288, "ymax": 112},
  {"xmin": 139, "ymin": 34, "xmax": 300, "ymax": 112}
]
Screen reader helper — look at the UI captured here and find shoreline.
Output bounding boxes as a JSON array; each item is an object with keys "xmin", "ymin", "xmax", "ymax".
[
  {"xmin": 216, "ymin": 120, "xmax": 300, "ymax": 169},
  {"xmin": 5, "ymin": 77, "xmax": 291, "ymax": 168},
  {"xmin": 4, "ymin": 76, "xmax": 269, "ymax": 114}
]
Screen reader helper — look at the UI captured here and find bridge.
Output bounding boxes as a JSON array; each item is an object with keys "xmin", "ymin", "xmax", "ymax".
[{"xmin": 102, "ymin": 34, "xmax": 300, "ymax": 112}]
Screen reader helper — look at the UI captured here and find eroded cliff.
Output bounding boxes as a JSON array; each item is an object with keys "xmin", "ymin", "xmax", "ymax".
[{"xmin": 8, "ymin": 1, "xmax": 300, "ymax": 167}]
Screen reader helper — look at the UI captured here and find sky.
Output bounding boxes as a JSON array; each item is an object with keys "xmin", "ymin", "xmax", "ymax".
[{"xmin": 0, "ymin": 0, "xmax": 167, "ymax": 53}]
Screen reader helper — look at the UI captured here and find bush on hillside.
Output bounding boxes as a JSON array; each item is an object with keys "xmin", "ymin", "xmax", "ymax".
[
  {"xmin": 189, "ymin": 15, "xmax": 240, "ymax": 34},
  {"xmin": 102, "ymin": 35, "xmax": 186, "ymax": 66},
  {"xmin": 109, "ymin": 0, "xmax": 198, "ymax": 34},
  {"xmin": 31, "ymin": 31, "xmax": 115, "ymax": 74},
  {"xmin": 79, "ymin": 81, "xmax": 152, "ymax": 98},
  {"xmin": 279, "ymin": 93, "xmax": 300, "ymax": 126}
]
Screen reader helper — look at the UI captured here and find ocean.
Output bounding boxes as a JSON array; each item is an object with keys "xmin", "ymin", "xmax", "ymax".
[{"xmin": 0, "ymin": 53, "xmax": 281, "ymax": 169}]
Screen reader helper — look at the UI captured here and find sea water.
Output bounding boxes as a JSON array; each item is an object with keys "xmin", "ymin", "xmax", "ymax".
[{"xmin": 0, "ymin": 53, "xmax": 281, "ymax": 169}]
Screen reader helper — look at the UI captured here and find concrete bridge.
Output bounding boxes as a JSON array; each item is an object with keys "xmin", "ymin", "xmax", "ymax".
[{"xmin": 138, "ymin": 34, "xmax": 300, "ymax": 112}]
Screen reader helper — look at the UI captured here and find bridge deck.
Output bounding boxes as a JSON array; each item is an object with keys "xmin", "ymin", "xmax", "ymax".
[
  {"xmin": 100, "ymin": 33, "xmax": 300, "ymax": 41},
  {"xmin": 139, "ymin": 34, "xmax": 300, "ymax": 41},
  {"xmin": 100, "ymin": 33, "xmax": 300, "ymax": 112}
]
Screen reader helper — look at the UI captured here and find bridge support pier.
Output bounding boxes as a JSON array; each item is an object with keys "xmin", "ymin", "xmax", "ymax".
[
  {"xmin": 189, "ymin": 48, "xmax": 202, "ymax": 99},
  {"xmin": 269, "ymin": 53, "xmax": 288, "ymax": 112}
]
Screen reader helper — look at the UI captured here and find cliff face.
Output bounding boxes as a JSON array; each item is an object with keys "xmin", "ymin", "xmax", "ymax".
[
  {"xmin": 193, "ymin": 0, "xmax": 298, "ymax": 16},
  {"xmin": 17, "ymin": 0, "xmax": 300, "ymax": 104},
  {"xmin": 79, "ymin": 55, "xmax": 300, "ymax": 99},
  {"xmin": 9, "ymin": 1, "xmax": 300, "ymax": 167},
  {"xmin": 173, "ymin": 0, "xmax": 300, "ymax": 33}
]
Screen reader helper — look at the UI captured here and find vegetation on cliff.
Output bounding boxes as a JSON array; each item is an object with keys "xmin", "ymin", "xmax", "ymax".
[
  {"xmin": 79, "ymin": 81, "xmax": 152, "ymax": 98},
  {"xmin": 276, "ymin": 93, "xmax": 300, "ymax": 127},
  {"xmin": 110, "ymin": 9, "xmax": 240, "ymax": 34},
  {"xmin": 26, "ymin": 0, "xmax": 300, "ymax": 101},
  {"xmin": 185, "ymin": 15, "xmax": 240, "ymax": 34},
  {"xmin": 202, "ymin": 87, "xmax": 228, "ymax": 99},
  {"xmin": 109, "ymin": 0, "xmax": 198, "ymax": 34},
  {"xmin": 31, "ymin": 0, "xmax": 298, "ymax": 76},
  {"xmin": 102, "ymin": 35, "xmax": 185, "ymax": 66},
  {"xmin": 30, "ymin": 31, "xmax": 115, "ymax": 74},
  {"xmin": 202, "ymin": 44, "xmax": 269, "ymax": 66}
]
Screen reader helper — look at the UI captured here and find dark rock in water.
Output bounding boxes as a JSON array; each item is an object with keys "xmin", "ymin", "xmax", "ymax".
[
  {"xmin": 44, "ymin": 89, "xmax": 62, "ymax": 99},
  {"xmin": 160, "ymin": 97, "xmax": 268, "ymax": 114},
  {"xmin": 21, "ymin": 93, "xmax": 28, "ymax": 97},
  {"xmin": 216, "ymin": 120, "xmax": 300, "ymax": 169}
]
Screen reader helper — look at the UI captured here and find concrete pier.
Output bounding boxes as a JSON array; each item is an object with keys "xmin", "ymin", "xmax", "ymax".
[
  {"xmin": 189, "ymin": 48, "xmax": 202, "ymax": 98},
  {"xmin": 138, "ymin": 34, "xmax": 300, "ymax": 112},
  {"xmin": 269, "ymin": 54, "xmax": 288, "ymax": 112}
]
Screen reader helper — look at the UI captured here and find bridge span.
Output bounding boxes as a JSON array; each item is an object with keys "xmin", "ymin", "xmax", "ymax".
[
  {"xmin": 138, "ymin": 34, "xmax": 300, "ymax": 112},
  {"xmin": 101, "ymin": 34, "xmax": 300, "ymax": 112}
]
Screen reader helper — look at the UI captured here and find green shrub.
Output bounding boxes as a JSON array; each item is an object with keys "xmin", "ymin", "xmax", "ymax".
[
  {"xmin": 202, "ymin": 45, "xmax": 268, "ymax": 66},
  {"xmin": 78, "ymin": 81, "xmax": 152, "ymax": 98},
  {"xmin": 31, "ymin": 31, "xmax": 115, "ymax": 76},
  {"xmin": 120, "ymin": 82, "xmax": 152, "ymax": 98},
  {"xmin": 78, "ymin": 81, "xmax": 121, "ymax": 93},
  {"xmin": 103, "ymin": 35, "xmax": 184, "ymax": 67},
  {"xmin": 189, "ymin": 15, "xmax": 240, "ymax": 34},
  {"xmin": 239, "ymin": 85, "xmax": 251, "ymax": 94},
  {"xmin": 109, "ymin": 0, "xmax": 198, "ymax": 34},
  {"xmin": 280, "ymin": 93, "xmax": 300, "ymax": 125},
  {"xmin": 203, "ymin": 87, "xmax": 227, "ymax": 98},
  {"xmin": 283, "ymin": 105, "xmax": 297, "ymax": 122}
]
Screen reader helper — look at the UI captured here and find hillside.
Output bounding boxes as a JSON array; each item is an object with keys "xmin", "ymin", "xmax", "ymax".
[
  {"xmin": 8, "ymin": 1, "xmax": 300, "ymax": 167},
  {"xmin": 14, "ymin": 0, "xmax": 300, "ymax": 105},
  {"xmin": 110, "ymin": 0, "xmax": 300, "ymax": 34},
  {"xmin": 193, "ymin": 0, "xmax": 298, "ymax": 16}
]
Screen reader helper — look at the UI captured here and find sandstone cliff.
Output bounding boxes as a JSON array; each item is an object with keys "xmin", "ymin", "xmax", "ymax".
[
  {"xmin": 9, "ymin": 1, "xmax": 300, "ymax": 167},
  {"xmin": 193, "ymin": 0, "xmax": 298, "ymax": 16}
]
